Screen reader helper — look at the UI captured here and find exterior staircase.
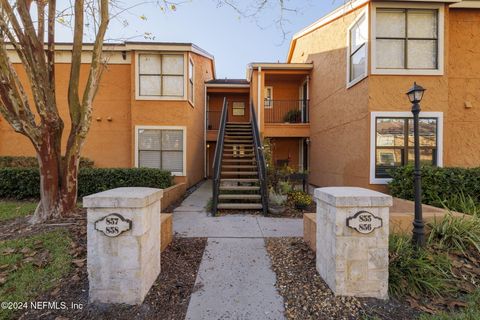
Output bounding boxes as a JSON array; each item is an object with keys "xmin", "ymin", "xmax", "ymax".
[
  {"xmin": 212, "ymin": 98, "xmax": 268, "ymax": 215},
  {"xmin": 217, "ymin": 122, "xmax": 263, "ymax": 211}
]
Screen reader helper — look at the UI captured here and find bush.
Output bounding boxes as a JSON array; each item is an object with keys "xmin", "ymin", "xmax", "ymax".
[
  {"xmin": 427, "ymin": 214, "xmax": 480, "ymax": 254},
  {"xmin": 289, "ymin": 190, "xmax": 312, "ymax": 208},
  {"xmin": 389, "ymin": 165, "xmax": 480, "ymax": 212},
  {"xmin": 0, "ymin": 167, "xmax": 173, "ymax": 200},
  {"xmin": 0, "ymin": 156, "xmax": 94, "ymax": 168},
  {"xmin": 388, "ymin": 234, "xmax": 454, "ymax": 298}
]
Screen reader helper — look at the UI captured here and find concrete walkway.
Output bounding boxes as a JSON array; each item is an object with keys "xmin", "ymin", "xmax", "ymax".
[
  {"xmin": 175, "ymin": 180, "xmax": 301, "ymax": 320},
  {"xmin": 173, "ymin": 180, "xmax": 303, "ymax": 238}
]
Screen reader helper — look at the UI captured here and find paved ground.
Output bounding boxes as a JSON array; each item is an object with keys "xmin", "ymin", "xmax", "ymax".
[
  {"xmin": 173, "ymin": 180, "xmax": 303, "ymax": 238},
  {"xmin": 176, "ymin": 180, "xmax": 301, "ymax": 320}
]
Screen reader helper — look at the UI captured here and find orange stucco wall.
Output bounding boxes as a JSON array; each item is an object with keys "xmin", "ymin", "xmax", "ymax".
[
  {"xmin": 269, "ymin": 138, "xmax": 301, "ymax": 170},
  {"xmin": 0, "ymin": 61, "xmax": 132, "ymax": 168},
  {"xmin": 0, "ymin": 49, "xmax": 214, "ymax": 188},
  {"xmin": 290, "ymin": 5, "xmax": 370, "ymax": 188},
  {"xmin": 290, "ymin": 4, "xmax": 480, "ymax": 191},
  {"xmin": 445, "ymin": 8, "xmax": 480, "ymax": 167}
]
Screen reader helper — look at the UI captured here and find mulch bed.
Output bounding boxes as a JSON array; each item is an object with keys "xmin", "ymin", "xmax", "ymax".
[
  {"xmin": 265, "ymin": 238, "xmax": 421, "ymax": 320},
  {"xmin": 2, "ymin": 209, "xmax": 207, "ymax": 320},
  {"xmin": 17, "ymin": 235, "xmax": 206, "ymax": 320}
]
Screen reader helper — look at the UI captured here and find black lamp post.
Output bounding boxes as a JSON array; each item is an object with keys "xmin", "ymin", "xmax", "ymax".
[{"xmin": 406, "ymin": 82, "xmax": 426, "ymax": 247}]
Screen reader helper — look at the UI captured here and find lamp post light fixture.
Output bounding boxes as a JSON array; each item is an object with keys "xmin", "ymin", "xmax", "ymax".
[{"xmin": 406, "ymin": 82, "xmax": 426, "ymax": 247}]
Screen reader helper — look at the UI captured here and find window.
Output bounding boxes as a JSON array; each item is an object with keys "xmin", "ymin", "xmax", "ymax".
[
  {"xmin": 373, "ymin": 116, "xmax": 439, "ymax": 180},
  {"xmin": 374, "ymin": 6, "xmax": 441, "ymax": 73},
  {"xmin": 188, "ymin": 59, "xmax": 194, "ymax": 105},
  {"xmin": 264, "ymin": 86, "xmax": 273, "ymax": 109},
  {"xmin": 347, "ymin": 13, "xmax": 367, "ymax": 86},
  {"xmin": 137, "ymin": 128, "xmax": 184, "ymax": 175},
  {"xmin": 232, "ymin": 102, "xmax": 245, "ymax": 116},
  {"xmin": 138, "ymin": 54, "xmax": 184, "ymax": 98}
]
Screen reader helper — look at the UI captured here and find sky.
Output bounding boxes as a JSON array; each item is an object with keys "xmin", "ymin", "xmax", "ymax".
[{"xmin": 55, "ymin": 1, "xmax": 343, "ymax": 79}]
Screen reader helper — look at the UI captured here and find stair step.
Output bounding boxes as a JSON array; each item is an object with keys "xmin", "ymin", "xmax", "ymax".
[
  {"xmin": 222, "ymin": 165, "xmax": 257, "ymax": 169},
  {"xmin": 223, "ymin": 149, "xmax": 255, "ymax": 153},
  {"xmin": 223, "ymin": 154, "xmax": 255, "ymax": 158},
  {"xmin": 220, "ymin": 186, "xmax": 260, "ymax": 191},
  {"xmin": 221, "ymin": 178, "xmax": 259, "ymax": 183},
  {"xmin": 222, "ymin": 159, "xmax": 256, "ymax": 163},
  {"xmin": 222, "ymin": 171, "xmax": 258, "ymax": 175},
  {"xmin": 218, "ymin": 194, "xmax": 262, "ymax": 200},
  {"xmin": 223, "ymin": 138, "xmax": 253, "ymax": 143},
  {"xmin": 224, "ymin": 136, "xmax": 252, "ymax": 140},
  {"xmin": 217, "ymin": 203, "xmax": 263, "ymax": 210},
  {"xmin": 225, "ymin": 132, "xmax": 252, "ymax": 135}
]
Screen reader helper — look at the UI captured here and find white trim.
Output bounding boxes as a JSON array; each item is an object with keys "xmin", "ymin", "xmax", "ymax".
[
  {"xmin": 135, "ymin": 51, "xmax": 188, "ymax": 101},
  {"xmin": 134, "ymin": 125, "xmax": 187, "ymax": 176},
  {"xmin": 287, "ymin": 0, "xmax": 370, "ymax": 61},
  {"xmin": 205, "ymin": 83, "xmax": 250, "ymax": 88},
  {"xmin": 346, "ymin": 8, "xmax": 369, "ymax": 88},
  {"xmin": 264, "ymin": 86, "xmax": 274, "ymax": 109},
  {"xmin": 369, "ymin": 111, "xmax": 444, "ymax": 185},
  {"xmin": 188, "ymin": 56, "xmax": 195, "ymax": 106},
  {"xmin": 371, "ymin": 2, "xmax": 445, "ymax": 76},
  {"xmin": 451, "ymin": 0, "xmax": 480, "ymax": 8}
]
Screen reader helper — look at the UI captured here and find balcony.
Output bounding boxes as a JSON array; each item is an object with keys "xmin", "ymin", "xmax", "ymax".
[{"xmin": 264, "ymin": 100, "xmax": 309, "ymax": 124}]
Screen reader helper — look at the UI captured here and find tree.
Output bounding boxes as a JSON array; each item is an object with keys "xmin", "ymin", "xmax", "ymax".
[
  {"xmin": 0, "ymin": 0, "xmax": 109, "ymax": 223},
  {"xmin": 0, "ymin": 0, "xmax": 298, "ymax": 224}
]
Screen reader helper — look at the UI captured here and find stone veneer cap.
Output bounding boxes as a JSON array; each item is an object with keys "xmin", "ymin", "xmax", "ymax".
[
  {"xmin": 83, "ymin": 187, "xmax": 163, "ymax": 208},
  {"xmin": 314, "ymin": 187, "xmax": 392, "ymax": 208}
]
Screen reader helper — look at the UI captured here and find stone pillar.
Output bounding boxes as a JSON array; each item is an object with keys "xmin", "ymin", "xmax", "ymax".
[
  {"xmin": 314, "ymin": 187, "xmax": 392, "ymax": 299},
  {"xmin": 84, "ymin": 187, "xmax": 163, "ymax": 305}
]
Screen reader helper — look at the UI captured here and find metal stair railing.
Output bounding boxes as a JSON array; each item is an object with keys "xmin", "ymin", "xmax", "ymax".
[
  {"xmin": 250, "ymin": 101, "xmax": 268, "ymax": 215},
  {"xmin": 212, "ymin": 98, "xmax": 228, "ymax": 216}
]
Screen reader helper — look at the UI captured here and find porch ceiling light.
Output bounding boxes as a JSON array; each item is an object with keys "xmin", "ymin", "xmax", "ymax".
[{"xmin": 406, "ymin": 82, "xmax": 426, "ymax": 104}]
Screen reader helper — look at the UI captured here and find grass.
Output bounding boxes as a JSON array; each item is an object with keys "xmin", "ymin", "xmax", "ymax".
[
  {"xmin": 428, "ymin": 214, "xmax": 480, "ymax": 254},
  {"xmin": 419, "ymin": 289, "xmax": 480, "ymax": 320},
  {"xmin": 388, "ymin": 234, "xmax": 454, "ymax": 298},
  {"xmin": 0, "ymin": 201, "xmax": 37, "ymax": 222},
  {"xmin": 0, "ymin": 229, "xmax": 73, "ymax": 320}
]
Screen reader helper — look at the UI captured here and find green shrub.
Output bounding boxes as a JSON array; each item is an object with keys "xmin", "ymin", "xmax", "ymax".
[
  {"xmin": 0, "ymin": 167, "xmax": 172, "ymax": 200},
  {"xmin": 0, "ymin": 156, "xmax": 94, "ymax": 168},
  {"xmin": 388, "ymin": 165, "xmax": 480, "ymax": 213},
  {"xmin": 427, "ymin": 214, "xmax": 480, "ymax": 254},
  {"xmin": 283, "ymin": 109, "xmax": 301, "ymax": 123},
  {"xmin": 440, "ymin": 192, "xmax": 480, "ymax": 218},
  {"xmin": 289, "ymin": 190, "xmax": 312, "ymax": 208},
  {"xmin": 388, "ymin": 234, "xmax": 454, "ymax": 298}
]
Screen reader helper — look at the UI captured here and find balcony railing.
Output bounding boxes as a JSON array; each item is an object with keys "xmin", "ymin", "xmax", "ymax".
[
  {"xmin": 207, "ymin": 110, "xmax": 221, "ymax": 130},
  {"xmin": 264, "ymin": 100, "xmax": 309, "ymax": 124}
]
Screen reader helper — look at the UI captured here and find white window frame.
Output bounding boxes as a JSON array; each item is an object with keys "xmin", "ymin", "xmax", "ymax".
[
  {"xmin": 135, "ymin": 52, "xmax": 188, "ymax": 101},
  {"xmin": 370, "ymin": 111, "xmax": 443, "ymax": 184},
  {"xmin": 134, "ymin": 125, "xmax": 187, "ymax": 176},
  {"xmin": 371, "ymin": 2, "xmax": 444, "ymax": 76},
  {"xmin": 346, "ymin": 8, "xmax": 369, "ymax": 88},
  {"xmin": 264, "ymin": 86, "xmax": 273, "ymax": 109},
  {"xmin": 188, "ymin": 57, "xmax": 195, "ymax": 106},
  {"xmin": 232, "ymin": 101, "xmax": 246, "ymax": 116}
]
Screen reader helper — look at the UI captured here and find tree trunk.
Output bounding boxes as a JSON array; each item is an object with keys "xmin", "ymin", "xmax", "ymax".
[{"xmin": 30, "ymin": 126, "xmax": 80, "ymax": 223}]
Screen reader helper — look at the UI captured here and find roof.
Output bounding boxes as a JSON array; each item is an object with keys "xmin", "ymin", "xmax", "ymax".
[
  {"xmin": 286, "ymin": 0, "xmax": 476, "ymax": 62},
  {"xmin": 246, "ymin": 62, "xmax": 313, "ymax": 80},
  {"xmin": 206, "ymin": 79, "xmax": 249, "ymax": 85},
  {"xmin": 6, "ymin": 41, "xmax": 215, "ymax": 61}
]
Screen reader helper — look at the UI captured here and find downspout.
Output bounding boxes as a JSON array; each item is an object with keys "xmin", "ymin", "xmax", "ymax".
[
  {"xmin": 257, "ymin": 67, "xmax": 262, "ymax": 129},
  {"xmin": 306, "ymin": 75, "xmax": 310, "ymax": 122},
  {"xmin": 204, "ymin": 86, "xmax": 207, "ymax": 178}
]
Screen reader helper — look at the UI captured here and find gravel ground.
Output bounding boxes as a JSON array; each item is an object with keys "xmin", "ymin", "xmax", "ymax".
[
  {"xmin": 266, "ymin": 238, "xmax": 421, "ymax": 320},
  {"xmin": 17, "ymin": 236, "xmax": 207, "ymax": 320}
]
